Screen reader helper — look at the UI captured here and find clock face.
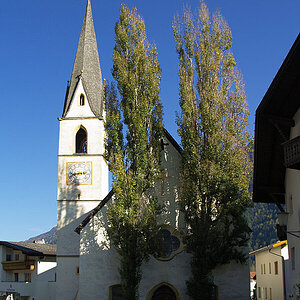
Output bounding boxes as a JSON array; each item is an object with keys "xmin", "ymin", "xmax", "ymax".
[{"xmin": 67, "ymin": 162, "xmax": 92, "ymax": 185}]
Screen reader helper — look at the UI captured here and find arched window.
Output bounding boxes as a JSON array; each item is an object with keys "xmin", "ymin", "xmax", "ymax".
[
  {"xmin": 76, "ymin": 127, "xmax": 87, "ymax": 153},
  {"xmin": 152, "ymin": 285, "xmax": 176, "ymax": 300},
  {"xmin": 80, "ymin": 94, "xmax": 85, "ymax": 106}
]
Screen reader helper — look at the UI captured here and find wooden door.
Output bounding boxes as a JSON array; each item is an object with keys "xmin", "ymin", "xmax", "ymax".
[{"xmin": 152, "ymin": 285, "xmax": 176, "ymax": 300}]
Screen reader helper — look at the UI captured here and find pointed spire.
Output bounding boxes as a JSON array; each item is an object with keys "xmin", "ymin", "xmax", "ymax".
[{"xmin": 63, "ymin": 0, "xmax": 103, "ymax": 118}]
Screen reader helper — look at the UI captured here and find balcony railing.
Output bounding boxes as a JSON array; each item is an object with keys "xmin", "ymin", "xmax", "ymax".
[
  {"xmin": 282, "ymin": 136, "xmax": 300, "ymax": 169},
  {"xmin": 1, "ymin": 260, "xmax": 35, "ymax": 271}
]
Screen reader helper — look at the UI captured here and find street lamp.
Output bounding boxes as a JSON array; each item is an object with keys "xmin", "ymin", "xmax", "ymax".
[
  {"xmin": 277, "ymin": 211, "xmax": 289, "ymax": 227},
  {"xmin": 277, "ymin": 211, "xmax": 300, "ymax": 240}
]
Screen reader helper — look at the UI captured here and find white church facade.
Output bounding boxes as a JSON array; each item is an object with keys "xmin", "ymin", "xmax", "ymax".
[{"xmin": 0, "ymin": 1, "xmax": 250, "ymax": 299}]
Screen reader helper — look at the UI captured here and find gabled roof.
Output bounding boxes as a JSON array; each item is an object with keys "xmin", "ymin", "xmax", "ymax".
[
  {"xmin": 75, "ymin": 128, "xmax": 182, "ymax": 234},
  {"xmin": 62, "ymin": 0, "xmax": 103, "ymax": 119},
  {"xmin": 250, "ymin": 272, "xmax": 256, "ymax": 280},
  {"xmin": 253, "ymin": 33, "xmax": 300, "ymax": 204},
  {"xmin": 249, "ymin": 240, "xmax": 287, "ymax": 256},
  {"xmin": 0, "ymin": 241, "xmax": 56, "ymax": 257}
]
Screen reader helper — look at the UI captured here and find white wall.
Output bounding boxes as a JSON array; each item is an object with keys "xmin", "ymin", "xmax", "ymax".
[
  {"xmin": 255, "ymin": 246, "xmax": 286, "ymax": 300},
  {"xmin": 285, "ymin": 107, "xmax": 300, "ymax": 298},
  {"xmin": 78, "ymin": 135, "xmax": 250, "ymax": 300},
  {"xmin": 0, "ymin": 249, "xmax": 57, "ymax": 300}
]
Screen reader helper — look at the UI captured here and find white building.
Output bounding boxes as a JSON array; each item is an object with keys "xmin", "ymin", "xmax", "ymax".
[
  {"xmin": 0, "ymin": 241, "xmax": 56, "ymax": 300},
  {"xmin": 250, "ymin": 241, "xmax": 289, "ymax": 300},
  {"xmin": 253, "ymin": 33, "xmax": 300, "ymax": 299},
  {"xmin": 53, "ymin": 1, "xmax": 251, "ymax": 299}
]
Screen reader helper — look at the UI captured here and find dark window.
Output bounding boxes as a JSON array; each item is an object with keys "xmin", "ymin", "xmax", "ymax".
[
  {"xmin": 152, "ymin": 285, "xmax": 176, "ymax": 300},
  {"xmin": 111, "ymin": 285, "xmax": 123, "ymax": 300},
  {"xmin": 76, "ymin": 128, "xmax": 87, "ymax": 153},
  {"xmin": 25, "ymin": 272, "xmax": 31, "ymax": 282},
  {"xmin": 158, "ymin": 229, "xmax": 180, "ymax": 259},
  {"xmin": 6, "ymin": 255, "xmax": 11, "ymax": 261},
  {"xmin": 14, "ymin": 273, "xmax": 19, "ymax": 282},
  {"xmin": 80, "ymin": 94, "xmax": 85, "ymax": 106},
  {"xmin": 291, "ymin": 247, "xmax": 296, "ymax": 270},
  {"xmin": 274, "ymin": 261, "xmax": 279, "ymax": 275}
]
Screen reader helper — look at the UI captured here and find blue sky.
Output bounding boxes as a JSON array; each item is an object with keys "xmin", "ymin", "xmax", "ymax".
[{"xmin": 1, "ymin": 0, "xmax": 299, "ymax": 241}]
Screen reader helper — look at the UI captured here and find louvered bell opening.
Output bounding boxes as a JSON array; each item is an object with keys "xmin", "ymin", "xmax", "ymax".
[{"xmin": 282, "ymin": 136, "xmax": 300, "ymax": 169}]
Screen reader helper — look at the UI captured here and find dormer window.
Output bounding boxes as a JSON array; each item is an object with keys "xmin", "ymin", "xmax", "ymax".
[
  {"xmin": 76, "ymin": 127, "xmax": 87, "ymax": 153},
  {"xmin": 80, "ymin": 94, "xmax": 85, "ymax": 106}
]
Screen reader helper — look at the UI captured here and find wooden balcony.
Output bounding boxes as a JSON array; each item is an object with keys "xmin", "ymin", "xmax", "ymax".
[
  {"xmin": 282, "ymin": 136, "xmax": 300, "ymax": 169},
  {"xmin": 1, "ymin": 260, "xmax": 35, "ymax": 271}
]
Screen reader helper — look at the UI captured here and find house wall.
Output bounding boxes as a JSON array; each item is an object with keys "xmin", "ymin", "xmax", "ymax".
[
  {"xmin": 0, "ymin": 246, "xmax": 57, "ymax": 300},
  {"xmin": 0, "ymin": 246, "xmax": 6, "ymax": 281},
  {"xmin": 78, "ymin": 135, "xmax": 250, "ymax": 300},
  {"xmin": 255, "ymin": 246, "xmax": 286, "ymax": 300},
  {"xmin": 285, "ymin": 107, "xmax": 300, "ymax": 298}
]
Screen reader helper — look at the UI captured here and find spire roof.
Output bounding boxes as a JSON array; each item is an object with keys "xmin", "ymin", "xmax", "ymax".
[{"xmin": 63, "ymin": 0, "xmax": 103, "ymax": 118}]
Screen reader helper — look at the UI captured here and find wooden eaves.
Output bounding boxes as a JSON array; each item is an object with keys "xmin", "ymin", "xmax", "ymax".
[{"xmin": 253, "ymin": 33, "xmax": 300, "ymax": 206}]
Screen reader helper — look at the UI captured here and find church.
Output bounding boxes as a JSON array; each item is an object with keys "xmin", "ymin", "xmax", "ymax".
[{"xmin": 0, "ymin": 1, "xmax": 250, "ymax": 299}]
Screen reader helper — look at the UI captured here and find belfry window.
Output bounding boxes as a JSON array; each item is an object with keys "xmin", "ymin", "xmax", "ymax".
[
  {"xmin": 76, "ymin": 127, "xmax": 87, "ymax": 153},
  {"xmin": 80, "ymin": 94, "xmax": 85, "ymax": 106}
]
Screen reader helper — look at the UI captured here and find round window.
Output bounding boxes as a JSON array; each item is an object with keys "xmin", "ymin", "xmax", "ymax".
[{"xmin": 156, "ymin": 226, "xmax": 182, "ymax": 261}]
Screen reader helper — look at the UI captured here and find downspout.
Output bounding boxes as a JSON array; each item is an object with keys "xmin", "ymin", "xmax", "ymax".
[{"xmin": 268, "ymin": 245, "xmax": 286, "ymax": 300}]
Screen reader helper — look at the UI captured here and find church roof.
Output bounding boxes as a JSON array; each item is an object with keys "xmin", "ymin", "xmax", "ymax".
[
  {"xmin": 62, "ymin": 0, "xmax": 103, "ymax": 118},
  {"xmin": 0, "ymin": 241, "xmax": 56, "ymax": 257},
  {"xmin": 75, "ymin": 128, "xmax": 182, "ymax": 234}
]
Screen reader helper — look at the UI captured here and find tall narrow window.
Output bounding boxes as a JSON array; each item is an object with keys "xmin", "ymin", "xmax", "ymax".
[
  {"xmin": 25, "ymin": 272, "xmax": 31, "ymax": 282},
  {"xmin": 288, "ymin": 195, "xmax": 293, "ymax": 214},
  {"xmin": 264, "ymin": 287, "xmax": 267, "ymax": 300},
  {"xmin": 80, "ymin": 94, "xmax": 85, "ymax": 106},
  {"xmin": 258, "ymin": 287, "xmax": 261, "ymax": 298},
  {"xmin": 274, "ymin": 261, "xmax": 278, "ymax": 274},
  {"xmin": 76, "ymin": 127, "xmax": 87, "ymax": 153},
  {"xmin": 291, "ymin": 247, "xmax": 295, "ymax": 270}
]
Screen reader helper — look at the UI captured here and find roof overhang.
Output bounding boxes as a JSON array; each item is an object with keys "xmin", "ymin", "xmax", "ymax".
[
  {"xmin": 0, "ymin": 241, "xmax": 56, "ymax": 257},
  {"xmin": 253, "ymin": 33, "xmax": 300, "ymax": 204}
]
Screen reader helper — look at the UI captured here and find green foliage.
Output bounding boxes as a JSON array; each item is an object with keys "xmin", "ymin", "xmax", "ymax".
[
  {"xmin": 247, "ymin": 203, "xmax": 278, "ymax": 252},
  {"xmin": 105, "ymin": 4, "xmax": 163, "ymax": 300},
  {"xmin": 173, "ymin": 3, "xmax": 252, "ymax": 299}
]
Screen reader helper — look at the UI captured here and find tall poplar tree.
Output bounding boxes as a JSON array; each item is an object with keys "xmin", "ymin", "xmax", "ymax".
[
  {"xmin": 105, "ymin": 4, "xmax": 163, "ymax": 300},
  {"xmin": 173, "ymin": 3, "xmax": 252, "ymax": 299}
]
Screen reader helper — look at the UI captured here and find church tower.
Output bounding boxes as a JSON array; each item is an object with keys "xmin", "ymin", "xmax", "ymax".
[{"xmin": 56, "ymin": 1, "xmax": 108, "ymax": 298}]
